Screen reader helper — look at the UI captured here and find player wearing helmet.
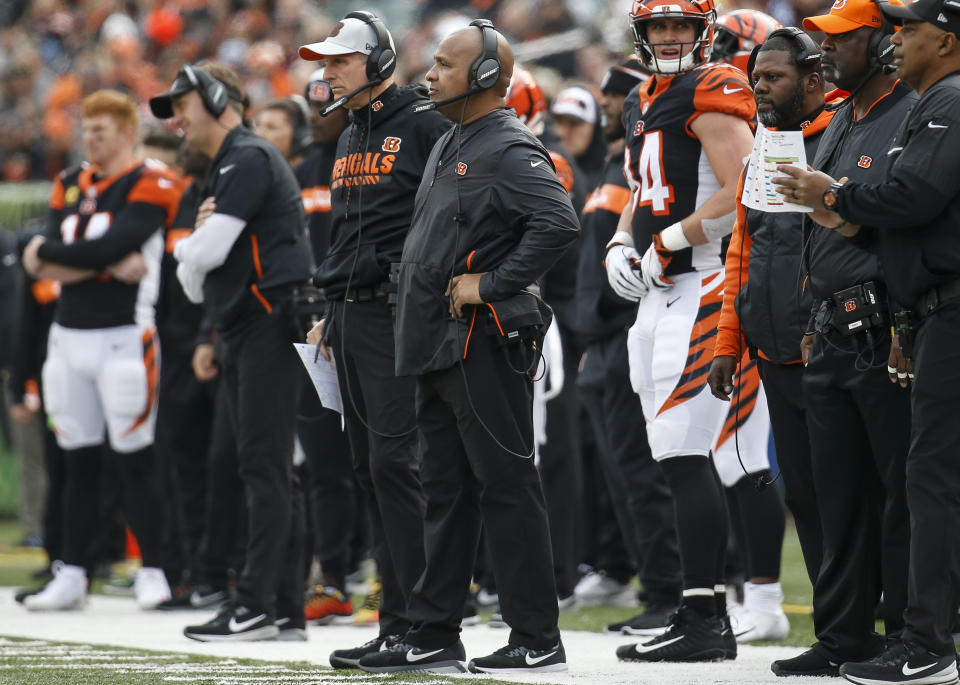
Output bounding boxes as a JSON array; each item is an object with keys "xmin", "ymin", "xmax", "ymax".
[
  {"xmin": 607, "ymin": 0, "xmax": 758, "ymax": 664},
  {"xmin": 712, "ymin": 9, "xmax": 782, "ymax": 74}
]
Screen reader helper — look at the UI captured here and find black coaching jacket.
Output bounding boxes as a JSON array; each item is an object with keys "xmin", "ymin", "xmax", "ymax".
[
  {"xmin": 394, "ymin": 108, "xmax": 580, "ymax": 376},
  {"xmin": 312, "ymin": 84, "xmax": 451, "ymax": 299}
]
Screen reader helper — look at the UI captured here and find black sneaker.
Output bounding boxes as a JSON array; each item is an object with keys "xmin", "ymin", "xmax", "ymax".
[
  {"xmin": 357, "ymin": 639, "xmax": 467, "ymax": 674},
  {"xmin": 184, "ymin": 603, "xmax": 277, "ymax": 642},
  {"xmin": 616, "ymin": 606, "xmax": 727, "ymax": 662},
  {"xmin": 275, "ymin": 616, "xmax": 307, "ymax": 641},
  {"xmin": 468, "ymin": 641, "xmax": 567, "ymax": 673},
  {"xmin": 719, "ymin": 614, "xmax": 738, "ymax": 660},
  {"xmin": 161, "ymin": 583, "xmax": 229, "ymax": 610},
  {"xmin": 330, "ymin": 634, "xmax": 401, "ymax": 669},
  {"xmin": 839, "ymin": 639, "xmax": 959, "ymax": 685},
  {"xmin": 772, "ymin": 646, "xmax": 841, "ymax": 677},
  {"xmin": 606, "ymin": 604, "xmax": 676, "ymax": 636}
]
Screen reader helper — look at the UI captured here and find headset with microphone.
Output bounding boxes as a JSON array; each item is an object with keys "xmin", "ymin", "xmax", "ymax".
[
  {"xmin": 746, "ymin": 26, "xmax": 822, "ymax": 84},
  {"xmin": 867, "ymin": 12, "xmax": 897, "ymax": 73},
  {"xmin": 182, "ymin": 64, "xmax": 231, "ymax": 118},
  {"xmin": 414, "ymin": 19, "xmax": 502, "ymax": 114},
  {"xmin": 321, "ymin": 11, "xmax": 397, "ymax": 117}
]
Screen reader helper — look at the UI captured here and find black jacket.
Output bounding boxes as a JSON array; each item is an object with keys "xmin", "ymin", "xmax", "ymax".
[
  {"xmin": 294, "ymin": 141, "xmax": 337, "ymax": 267},
  {"xmin": 394, "ymin": 108, "xmax": 580, "ymax": 376},
  {"xmin": 157, "ymin": 181, "xmax": 204, "ymax": 357},
  {"xmin": 806, "ymin": 81, "xmax": 916, "ymax": 303},
  {"xmin": 201, "ymin": 126, "xmax": 312, "ymax": 331},
  {"xmin": 837, "ymin": 72, "xmax": 960, "ymax": 308},
  {"xmin": 573, "ymin": 142, "xmax": 638, "ymax": 341},
  {"xmin": 725, "ymin": 106, "xmax": 834, "ymax": 364},
  {"xmin": 312, "ymin": 84, "xmax": 451, "ymax": 298}
]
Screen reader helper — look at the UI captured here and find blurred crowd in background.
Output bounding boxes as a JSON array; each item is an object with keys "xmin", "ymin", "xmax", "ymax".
[{"xmin": 0, "ymin": 0, "xmax": 832, "ymax": 184}]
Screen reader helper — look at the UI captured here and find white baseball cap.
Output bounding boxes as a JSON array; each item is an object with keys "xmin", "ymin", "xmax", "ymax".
[
  {"xmin": 550, "ymin": 87, "xmax": 597, "ymax": 125},
  {"xmin": 299, "ymin": 18, "xmax": 379, "ymax": 60}
]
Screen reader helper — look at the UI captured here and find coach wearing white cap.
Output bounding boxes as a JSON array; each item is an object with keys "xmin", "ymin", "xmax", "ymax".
[
  {"xmin": 300, "ymin": 10, "xmax": 451, "ymax": 670},
  {"xmin": 550, "ymin": 86, "xmax": 606, "ymax": 186}
]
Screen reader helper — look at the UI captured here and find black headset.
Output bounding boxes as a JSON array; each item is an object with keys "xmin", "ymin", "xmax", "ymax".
[
  {"xmin": 866, "ymin": 12, "xmax": 896, "ymax": 69},
  {"xmin": 183, "ymin": 64, "xmax": 231, "ymax": 118},
  {"xmin": 746, "ymin": 27, "xmax": 822, "ymax": 83},
  {"xmin": 468, "ymin": 19, "xmax": 501, "ymax": 90},
  {"xmin": 345, "ymin": 10, "xmax": 396, "ymax": 82},
  {"xmin": 288, "ymin": 95, "xmax": 313, "ymax": 156}
]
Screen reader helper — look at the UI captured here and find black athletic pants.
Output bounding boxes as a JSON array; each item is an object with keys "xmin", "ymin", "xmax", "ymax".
[
  {"xmin": 578, "ymin": 331, "xmax": 682, "ymax": 606},
  {"xmin": 156, "ymin": 349, "xmax": 215, "ymax": 582},
  {"xmin": 902, "ymin": 301, "xmax": 960, "ymax": 656},
  {"xmin": 756, "ymin": 359, "xmax": 823, "ymax": 584},
  {"xmin": 406, "ymin": 329, "xmax": 560, "ymax": 650},
  {"xmin": 297, "ymin": 377, "xmax": 355, "ymax": 590},
  {"xmin": 803, "ymin": 331, "xmax": 910, "ymax": 659},
  {"xmin": 326, "ymin": 298, "xmax": 424, "ymax": 637},
  {"xmin": 537, "ymin": 324, "xmax": 583, "ymax": 600},
  {"xmin": 220, "ymin": 303, "xmax": 304, "ymax": 618}
]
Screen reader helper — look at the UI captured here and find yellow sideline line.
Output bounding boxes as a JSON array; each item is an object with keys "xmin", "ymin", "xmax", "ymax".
[{"xmin": 783, "ymin": 603, "xmax": 814, "ymax": 615}]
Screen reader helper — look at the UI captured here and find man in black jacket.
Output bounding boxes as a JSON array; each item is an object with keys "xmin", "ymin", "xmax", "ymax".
[
  {"xmin": 358, "ymin": 22, "xmax": 578, "ymax": 676},
  {"xmin": 300, "ymin": 11, "xmax": 451, "ymax": 666},
  {"xmin": 763, "ymin": 1, "xmax": 916, "ymax": 676},
  {"xmin": 146, "ymin": 62, "xmax": 313, "ymax": 641},
  {"xmin": 776, "ymin": 1, "xmax": 960, "ymax": 681}
]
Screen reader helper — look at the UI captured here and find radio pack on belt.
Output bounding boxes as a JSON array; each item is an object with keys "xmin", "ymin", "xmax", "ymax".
[
  {"xmin": 831, "ymin": 281, "xmax": 883, "ymax": 336},
  {"xmin": 483, "ymin": 289, "xmax": 553, "ymax": 347}
]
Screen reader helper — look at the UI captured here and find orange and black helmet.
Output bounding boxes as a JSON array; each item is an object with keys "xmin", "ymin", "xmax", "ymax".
[
  {"xmin": 712, "ymin": 9, "xmax": 782, "ymax": 74},
  {"xmin": 506, "ymin": 66, "xmax": 548, "ymax": 136},
  {"xmin": 630, "ymin": 0, "xmax": 718, "ymax": 74}
]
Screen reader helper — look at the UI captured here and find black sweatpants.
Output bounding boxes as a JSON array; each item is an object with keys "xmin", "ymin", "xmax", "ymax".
[
  {"xmin": 756, "ymin": 359, "xmax": 823, "ymax": 584},
  {"xmin": 578, "ymin": 332, "xmax": 681, "ymax": 606},
  {"xmin": 803, "ymin": 332, "xmax": 910, "ymax": 659},
  {"xmin": 406, "ymin": 330, "xmax": 560, "ymax": 651},
  {"xmin": 326, "ymin": 298, "xmax": 424, "ymax": 637},
  {"xmin": 537, "ymin": 325, "xmax": 583, "ymax": 599},
  {"xmin": 297, "ymin": 377, "xmax": 355, "ymax": 590},
  {"xmin": 156, "ymin": 349, "xmax": 215, "ymax": 582},
  {"xmin": 220, "ymin": 304, "xmax": 304, "ymax": 617},
  {"xmin": 902, "ymin": 302, "xmax": 960, "ymax": 656}
]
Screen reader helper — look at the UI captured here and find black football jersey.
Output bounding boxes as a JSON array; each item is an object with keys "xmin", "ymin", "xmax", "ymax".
[{"xmin": 623, "ymin": 63, "xmax": 754, "ymax": 276}]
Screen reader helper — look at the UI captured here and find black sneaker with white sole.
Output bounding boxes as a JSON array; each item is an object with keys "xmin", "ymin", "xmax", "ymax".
[
  {"xmin": 184, "ymin": 603, "xmax": 277, "ymax": 642},
  {"xmin": 468, "ymin": 641, "xmax": 567, "ymax": 673},
  {"xmin": 839, "ymin": 639, "xmax": 959, "ymax": 685},
  {"xmin": 606, "ymin": 604, "xmax": 676, "ymax": 636},
  {"xmin": 771, "ymin": 645, "xmax": 841, "ymax": 677},
  {"xmin": 330, "ymin": 634, "xmax": 401, "ymax": 669},
  {"xmin": 357, "ymin": 639, "xmax": 467, "ymax": 674},
  {"xmin": 159, "ymin": 583, "xmax": 229, "ymax": 610},
  {"xmin": 616, "ymin": 606, "xmax": 728, "ymax": 662}
]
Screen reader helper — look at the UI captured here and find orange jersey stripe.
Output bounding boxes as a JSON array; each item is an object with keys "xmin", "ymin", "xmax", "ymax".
[
  {"xmin": 301, "ymin": 186, "xmax": 331, "ymax": 214},
  {"xmin": 250, "ymin": 234, "xmax": 264, "ymax": 280},
  {"xmin": 250, "ymin": 283, "xmax": 273, "ymax": 314},
  {"xmin": 583, "ymin": 184, "xmax": 632, "ymax": 216},
  {"xmin": 165, "ymin": 228, "xmax": 192, "ymax": 254}
]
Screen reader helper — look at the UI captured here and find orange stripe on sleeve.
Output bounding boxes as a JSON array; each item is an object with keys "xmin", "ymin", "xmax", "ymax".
[
  {"xmin": 128, "ymin": 168, "xmax": 184, "ymax": 226},
  {"xmin": 250, "ymin": 234, "xmax": 264, "ymax": 280},
  {"xmin": 49, "ymin": 176, "xmax": 66, "ymax": 211},
  {"xmin": 582, "ymin": 184, "xmax": 633, "ymax": 216},
  {"xmin": 715, "ymin": 166, "xmax": 751, "ymax": 360},
  {"xmin": 165, "ymin": 228, "xmax": 192, "ymax": 254}
]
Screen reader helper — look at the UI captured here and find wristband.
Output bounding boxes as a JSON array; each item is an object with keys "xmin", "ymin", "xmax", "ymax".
[
  {"xmin": 605, "ymin": 231, "xmax": 635, "ymax": 251},
  {"xmin": 659, "ymin": 222, "xmax": 691, "ymax": 251}
]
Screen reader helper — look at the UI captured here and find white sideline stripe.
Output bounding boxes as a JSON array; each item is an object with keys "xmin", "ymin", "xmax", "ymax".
[{"xmin": 0, "ymin": 588, "xmax": 839, "ymax": 685}]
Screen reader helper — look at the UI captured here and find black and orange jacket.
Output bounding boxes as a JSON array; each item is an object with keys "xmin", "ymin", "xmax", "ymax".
[
  {"xmin": 716, "ymin": 99, "xmax": 840, "ymax": 364},
  {"xmin": 201, "ymin": 125, "xmax": 313, "ymax": 331},
  {"xmin": 295, "ymin": 141, "xmax": 337, "ymax": 269},
  {"xmin": 312, "ymin": 84, "xmax": 451, "ymax": 298}
]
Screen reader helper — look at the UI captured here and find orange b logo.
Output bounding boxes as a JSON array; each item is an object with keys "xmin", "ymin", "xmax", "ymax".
[
  {"xmin": 857, "ymin": 156, "xmax": 872, "ymax": 168},
  {"xmin": 382, "ymin": 137, "xmax": 401, "ymax": 152},
  {"xmin": 456, "ymin": 162, "xmax": 468, "ymax": 176}
]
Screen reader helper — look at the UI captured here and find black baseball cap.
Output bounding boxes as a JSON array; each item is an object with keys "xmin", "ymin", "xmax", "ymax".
[
  {"xmin": 149, "ymin": 69, "xmax": 197, "ymax": 120},
  {"xmin": 881, "ymin": 0, "xmax": 960, "ymax": 37}
]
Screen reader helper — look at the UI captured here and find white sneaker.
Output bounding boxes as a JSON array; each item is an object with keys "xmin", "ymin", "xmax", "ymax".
[
  {"xmin": 573, "ymin": 571, "xmax": 635, "ymax": 607},
  {"xmin": 23, "ymin": 563, "xmax": 87, "ymax": 611},
  {"xmin": 134, "ymin": 567, "xmax": 172, "ymax": 609},
  {"xmin": 730, "ymin": 582, "xmax": 789, "ymax": 642}
]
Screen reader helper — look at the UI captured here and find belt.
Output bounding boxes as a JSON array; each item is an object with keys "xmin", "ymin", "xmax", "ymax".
[
  {"xmin": 343, "ymin": 286, "xmax": 386, "ymax": 303},
  {"xmin": 914, "ymin": 278, "xmax": 960, "ymax": 318}
]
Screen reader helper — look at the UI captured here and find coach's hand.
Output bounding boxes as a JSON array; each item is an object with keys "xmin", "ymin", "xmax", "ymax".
[
  {"xmin": 708, "ymin": 355, "xmax": 737, "ymax": 401},
  {"xmin": 447, "ymin": 273, "xmax": 485, "ymax": 318},
  {"xmin": 196, "ymin": 196, "xmax": 216, "ymax": 228},
  {"xmin": 605, "ymin": 244, "xmax": 647, "ymax": 302},
  {"xmin": 801, "ymin": 333, "xmax": 816, "ymax": 366},
  {"xmin": 888, "ymin": 334, "xmax": 912, "ymax": 388},
  {"xmin": 306, "ymin": 319, "xmax": 330, "ymax": 361},
  {"xmin": 192, "ymin": 343, "xmax": 218, "ymax": 381}
]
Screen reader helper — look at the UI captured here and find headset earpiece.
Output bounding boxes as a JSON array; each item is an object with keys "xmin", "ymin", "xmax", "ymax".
[
  {"xmin": 468, "ymin": 19, "xmax": 501, "ymax": 91},
  {"xmin": 289, "ymin": 95, "xmax": 312, "ymax": 157},
  {"xmin": 867, "ymin": 15, "xmax": 895, "ymax": 68},
  {"xmin": 750, "ymin": 27, "xmax": 822, "ymax": 83},
  {"xmin": 184, "ymin": 64, "xmax": 229, "ymax": 118},
  {"xmin": 345, "ymin": 10, "xmax": 396, "ymax": 83}
]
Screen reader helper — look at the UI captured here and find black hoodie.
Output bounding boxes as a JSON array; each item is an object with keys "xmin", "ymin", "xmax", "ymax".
[{"xmin": 313, "ymin": 84, "xmax": 451, "ymax": 298}]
